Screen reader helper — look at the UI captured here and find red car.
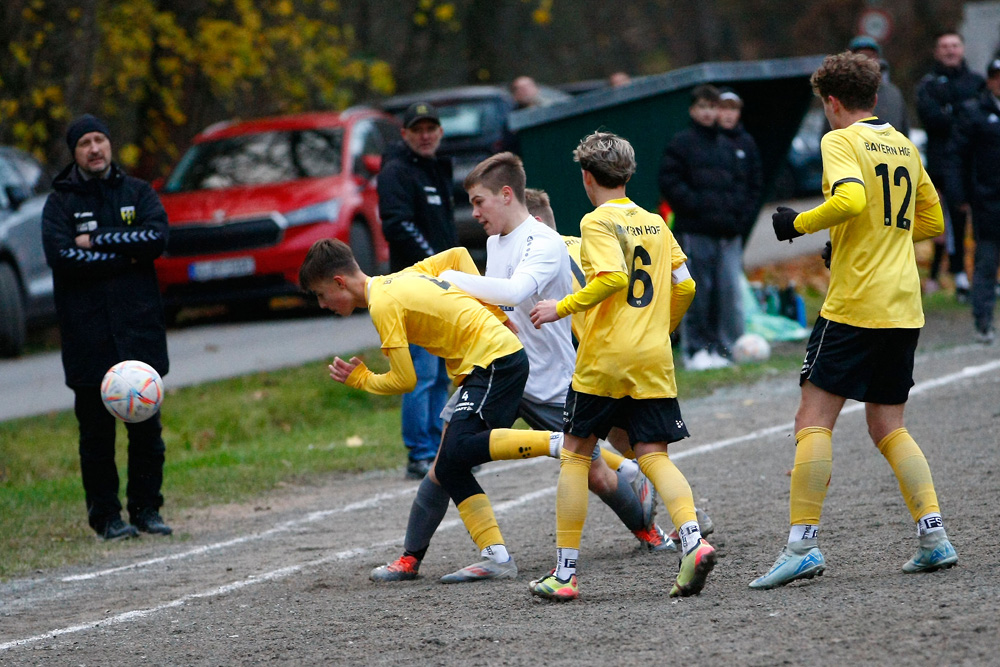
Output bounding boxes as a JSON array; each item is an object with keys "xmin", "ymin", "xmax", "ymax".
[{"xmin": 155, "ymin": 108, "xmax": 398, "ymax": 313}]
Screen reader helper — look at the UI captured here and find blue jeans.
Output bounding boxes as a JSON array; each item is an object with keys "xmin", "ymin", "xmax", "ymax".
[
  {"xmin": 679, "ymin": 233, "xmax": 745, "ymax": 357},
  {"xmin": 972, "ymin": 236, "xmax": 999, "ymax": 333},
  {"xmin": 401, "ymin": 344, "xmax": 450, "ymax": 462}
]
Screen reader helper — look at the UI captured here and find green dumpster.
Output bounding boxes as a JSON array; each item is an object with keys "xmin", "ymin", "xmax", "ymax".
[{"xmin": 509, "ymin": 56, "xmax": 826, "ymax": 234}]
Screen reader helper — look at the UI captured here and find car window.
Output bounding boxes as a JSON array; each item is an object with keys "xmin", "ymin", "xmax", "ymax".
[
  {"xmin": 349, "ymin": 120, "xmax": 385, "ymax": 178},
  {"xmin": 0, "ymin": 157, "xmax": 19, "ymax": 209},
  {"xmin": 437, "ymin": 100, "xmax": 505, "ymax": 140},
  {"xmin": 163, "ymin": 128, "xmax": 344, "ymax": 192}
]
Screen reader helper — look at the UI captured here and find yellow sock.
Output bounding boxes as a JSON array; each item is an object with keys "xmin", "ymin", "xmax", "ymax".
[
  {"xmin": 456, "ymin": 494, "xmax": 503, "ymax": 551},
  {"xmin": 598, "ymin": 445, "xmax": 625, "ymax": 470},
  {"xmin": 789, "ymin": 427, "xmax": 832, "ymax": 526},
  {"xmin": 877, "ymin": 428, "xmax": 940, "ymax": 522},
  {"xmin": 637, "ymin": 451, "xmax": 697, "ymax": 529},
  {"xmin": 489, "ymin": 429, "xmax": 552, "ymax": 460},
  {"xmin": 555, "ymin": 449, "xmax": 591, "ymax": 549}
]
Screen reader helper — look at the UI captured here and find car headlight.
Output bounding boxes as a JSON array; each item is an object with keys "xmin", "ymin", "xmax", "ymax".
[{"xmin": 283, "ymin": 199, "xmax": 342, "ymax": 227}]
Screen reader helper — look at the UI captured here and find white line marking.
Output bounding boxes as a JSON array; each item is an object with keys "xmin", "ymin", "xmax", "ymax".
[{"xmin": 4, "ymin": 357, "xmax": 998, "ymax": 651}]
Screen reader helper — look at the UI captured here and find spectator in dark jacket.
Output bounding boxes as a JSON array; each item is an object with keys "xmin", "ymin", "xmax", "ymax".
[
  {"xmin": 916, "ymin": 30, "xmax": 986, "ymax": 300},
  {"xmin": 943, "ymin": 59, "xmax": 1000, "ymax": 344},
  {"xmin": 376, "ymin": 102, "xmax": 457, "ymax": 479},
  {"xmin": 716, "ymin": 88, "xmax": 763, "ymax": 247},
  {"xmin": 848, "ymin": 36, "xmax": 910, "ymax": 137},
  {"xmin": 41, "ymin": 114, "xmax": 173, "ymax": 540},
  {"xmin": 660, "ymin": 85, "xmax": 744, "ymax": 371}
]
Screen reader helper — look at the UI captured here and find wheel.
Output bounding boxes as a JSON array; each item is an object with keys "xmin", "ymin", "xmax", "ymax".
[
  {"xmin": 350, "ymin": 221, "xmax": 376, "ymax": 276},
  {"xmin": 0, "ymin": 262, "xmax": 27, "ymax": 357}
]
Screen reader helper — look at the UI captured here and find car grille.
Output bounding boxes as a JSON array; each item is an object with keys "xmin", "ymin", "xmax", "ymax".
[{"xmin": 165, "ymin": 215, "xmax": 282, "ymax": 257}]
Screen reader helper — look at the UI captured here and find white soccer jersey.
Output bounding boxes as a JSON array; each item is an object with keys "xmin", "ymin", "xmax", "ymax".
[{"xmin": 444, "ymin": 216, "xmax": 576, "ymax": 404}]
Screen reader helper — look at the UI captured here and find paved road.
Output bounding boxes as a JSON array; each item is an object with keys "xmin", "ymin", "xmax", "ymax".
[{"xmin": 0, "ymin": 199, "xmax": 823, "ymax": 422}]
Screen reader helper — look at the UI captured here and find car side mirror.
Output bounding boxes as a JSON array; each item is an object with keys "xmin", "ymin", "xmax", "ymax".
[
  {"xmin": 4, "ymin": 185, "xmax": 31, "ymax": 210},
  {"xmin": 361, "ymin": 154, "xmax": 381, "ymax": 176},
  {"xmin": 151, "ymin": 177, "xmax": 165, "ymax": 192}
]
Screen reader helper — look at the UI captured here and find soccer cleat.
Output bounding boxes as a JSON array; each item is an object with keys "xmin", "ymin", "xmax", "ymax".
[
  {"xmin": 633, "ymin": 524, "xmax": 677, "ymax": 552},
  {"xmin": 748, "ymin": 539, "xmax": 825, "ymax": 590},
  {"xmin": 370, "ymin": 554, "xmax": 420, "ymax": 582},
  {"xmin": 529, "ymin": 569, "xmax": 579, "ymax": 601},
  {"xmin": 667, "ymin": 507, "xmax": 715, "ymax": 545},
  {"xmin": 631, "ymin": 471, "xmax": 658, "ymax": 529},
  {"xmin": 670, "ymin": 539, "xmax": 716, "ymax": 597},
  {"xmin": 902, "ymin": 532, "xmax": 958, "ymax": 573},
  {"xmin": 440, "ymin": 556, "xmax": 517, "ymax": 583}
]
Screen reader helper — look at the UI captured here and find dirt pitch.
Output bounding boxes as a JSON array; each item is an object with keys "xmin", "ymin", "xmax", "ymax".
[{"xmin": 2, "ymin": 313, "xmax": 998, "ymax": 666}]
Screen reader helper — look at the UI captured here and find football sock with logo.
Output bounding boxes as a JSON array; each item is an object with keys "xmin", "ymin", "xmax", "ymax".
[
  {"xmin": 555, "ymin": 449, "xmax": 592, "ymax": 551},
  {"xmin": 489, "ymin": 429, "xmax": 556, "ymax": 461},
  {"xmin": 481, "ymin": 543, "xmax": 510, "ymax": 564},
  {"xmin": 787, "ymin": 524, "xmax": 819, "ymax": 544},
  {"xmin": 876, "ymin": 428, "xmax": 941, "ymax": 523},
  {"xmin": 637, "ymin": 451, "xmax": 698, "ymax": 535},
  {"xmin": 789, "ymin": 427, "xmax": 832, "ymax": 526},
  {"xmin": 456, "ymin": 494, "xmax": 504, "ymax": 552},
  {"xmin": 402, "ymin": 475, "xmax": 451, "ymax": 561},
  {"xmin": 594, "ymin": 469, "xmax": 645, "ymax": 531},
  {"xmin": 555, "ymin": 547, "xmax": 579, "ymax": 580}
]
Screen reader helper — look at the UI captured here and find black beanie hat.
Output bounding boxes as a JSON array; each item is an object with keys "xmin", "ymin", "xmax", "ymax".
[{"xmin": 66, "ymin": 114, "xmax": 111, "ymax": 152}]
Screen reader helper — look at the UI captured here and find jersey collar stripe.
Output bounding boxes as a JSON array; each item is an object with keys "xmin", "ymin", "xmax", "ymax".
[{"xmin": 855, "ymin": 117, "xmax": 891, "ymax": 131}]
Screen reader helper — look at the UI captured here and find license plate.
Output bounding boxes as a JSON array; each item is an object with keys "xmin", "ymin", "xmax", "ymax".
[{"xmin": 188, "ymin": 257, "xmax": 256, "ymax": 282}]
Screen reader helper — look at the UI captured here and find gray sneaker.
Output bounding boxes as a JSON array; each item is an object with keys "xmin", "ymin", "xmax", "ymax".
[
  {"xmin": 974, "ymin": 327, "xmax": 995, "ymax": 346},
  {"xmin": 630, "ymin": 471, "xmax": 658, "ymax": 529},
  {"xmin": 440, "ymin": 557, "xmax": 517, "ymax": 583}
]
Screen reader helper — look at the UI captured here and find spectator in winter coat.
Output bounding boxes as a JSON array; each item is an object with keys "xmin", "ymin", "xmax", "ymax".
[
  {"xmin": 377, "ymin": 102, "xmax": 458, "ymax": 479},
  {"xmin": 916, "ymin": 30, "xmax": 986, "ymax": 300},
  {"xmin": 41, "ymin": 114, "xmax": 173, "ymax": 540},
  {"xmin": 659, "ymin": 85, "xmax": 744, "ymax": 371},
  {"xmin": 716, "ymin": 88, "xmax": 764, "ymax": 247},
  {"xmin": 848, "ymin": 36, "xmax": 910, "ymax": 137},
  {"xmin": 943, "ymin": 58, "xmax": 1000, "ymax": 344}
]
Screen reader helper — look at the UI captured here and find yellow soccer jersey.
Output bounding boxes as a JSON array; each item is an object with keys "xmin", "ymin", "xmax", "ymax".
[
  {"xmin": 367, "ymin": 248, "xmax": 522, "ymax": 383},
  {"xmin": 561, "ymin": 235, "xmax": 586, "ymax": 341},
  {"xmin": 803, "ymin": 118, "xmax": 940, "ymax": 328},
  {"xmin": 573, "ymin": 198, "xmax": 687, "ymax": 399}
]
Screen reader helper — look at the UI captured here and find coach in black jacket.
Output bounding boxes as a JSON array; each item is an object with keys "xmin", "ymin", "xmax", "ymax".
[
  {"xmin": 376, "ymin": 102, "xmax": 457, "ymax": 478},
  {"xmin": 660, "ymin": 85, "xmax": 745, "ymax": 370},
  {"xmin": 42, "ymin": 114, "xmax": 173, "ymax": 540},
  {"xmin": 916, "ymin": 31, "xmax": 986, "ymax": 295},
  {"xmin": 942, "ymin": 60, "xmax": 1000, "ymax": 343}
]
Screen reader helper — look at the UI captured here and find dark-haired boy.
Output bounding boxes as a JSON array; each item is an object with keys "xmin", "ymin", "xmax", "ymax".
[{"xmin": 751, "ymin": 52, "xmax": 956, "ymax": 590}]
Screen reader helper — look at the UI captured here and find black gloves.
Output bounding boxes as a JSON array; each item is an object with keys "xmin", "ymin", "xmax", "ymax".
[
  {"xmin": 772, "ymin": 206, "xmax": 804, "ymax": 242},
  {"xmin": 821, "ymin": 241, "xmax": 832, "ymax": 269}
]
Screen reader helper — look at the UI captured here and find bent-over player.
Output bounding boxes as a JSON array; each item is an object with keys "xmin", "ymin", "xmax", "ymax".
[{"xmin": 300, "ymin": 240, "xmax": 562, "ymax": 581}]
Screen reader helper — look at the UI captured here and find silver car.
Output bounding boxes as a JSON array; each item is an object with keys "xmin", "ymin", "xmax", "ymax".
[{"xmin": 0, "ymin": 146, "xmax": 54, "ymax": 357}]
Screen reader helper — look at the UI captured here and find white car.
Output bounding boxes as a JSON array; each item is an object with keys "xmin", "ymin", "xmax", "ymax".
[{"xmin": 0, "ymin": 147, "xmax": 54, "ymax": 356}]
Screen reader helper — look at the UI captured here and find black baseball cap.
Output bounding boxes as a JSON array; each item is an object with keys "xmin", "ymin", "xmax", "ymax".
[{"xmin": 402, "ymin": 102, "xmax": 440, "ymax": 129}]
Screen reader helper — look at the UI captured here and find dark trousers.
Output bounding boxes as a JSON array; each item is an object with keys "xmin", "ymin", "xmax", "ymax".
[
  {"xmin": 948, "ymin": 200, "xmax": 970, "ymax": 276},
  {"xmin": 73, "ymin": 386, "xmax": 165, "ymax": 531},
  {"xmin": 972, "ymin": 235, "xmax": 999, "ymax": 332}
]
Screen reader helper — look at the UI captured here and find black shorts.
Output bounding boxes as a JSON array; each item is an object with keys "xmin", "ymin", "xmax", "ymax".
[
  {"xmin": 563, "ymin": 388, "xmax": 690, "ymax": 446},
  {"xmin": 800, "ymin": 316, "xmax": 919, "ymax": 405},
  {"xmin": 450, "ymin": 349, "xmax": 529, "ymax": 429}
]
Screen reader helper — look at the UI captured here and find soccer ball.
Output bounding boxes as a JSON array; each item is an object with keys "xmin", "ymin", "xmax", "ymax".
[
  {"xmin": 732, "ymin": 333, "xmax": 771, "ymax": 363},
  {"xmin": 100, "ymin": 360, "xmax": 164, "ymax": 423}
]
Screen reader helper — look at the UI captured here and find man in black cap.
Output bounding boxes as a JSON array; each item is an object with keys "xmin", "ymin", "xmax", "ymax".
[
  {"xmin": 848, "ymin": 36, "xmax": 910, "ymax": 137},
  {"xmin": 377, "ymin": 102, "xmax": 458, "ymax": 479},
  {"xmin": 41, "ymin": 114, "xmax": 173, "ymax": 540},
  {"xmin": 942, "ymin": 58, "xmax": 1000, "ymax": 344}
]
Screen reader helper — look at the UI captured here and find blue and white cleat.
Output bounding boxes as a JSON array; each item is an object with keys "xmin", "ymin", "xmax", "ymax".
[
  {"xmin": 749, "ymin": 539, "xmax": 825, "ymax": 590},
  {"xmin": 902, "ymin": 532, "xmax": 957, "ymax": 573}
]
